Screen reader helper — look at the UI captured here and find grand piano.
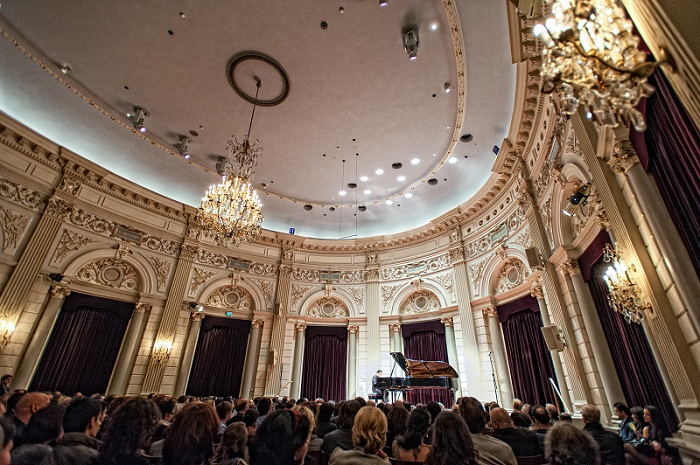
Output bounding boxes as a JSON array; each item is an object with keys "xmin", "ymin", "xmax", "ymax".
[{"xmin": 373, "ymin": 352, "xmax": 458, "ymax": 398}]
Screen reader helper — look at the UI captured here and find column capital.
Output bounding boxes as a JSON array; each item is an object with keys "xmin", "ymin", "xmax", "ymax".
[
  {"xmin": 191, "ymin": 312, "xmax": 205, "ymax": 322},
  {"xmin": 279, "ymin": 264, "xmax": 292, "ymax": 279},
  {"xmin": 609, "ymin": 139, "xmax": 641, "ymax": 174},
  {"xmin": 179, "ymin": 243, "xmax": 199, "ymax": 260},
  {"xmin": 440, "ymin": 317, "xmax": 453, "ymax": 327},
  {"xmin": 530, "ymin": 283, "xmax": 544, "ymax": 300},
  {"xmin": 251, "ymin": 319, "xmax": 264, "ymax": 329},
  {"xmin": 389, "ymin": 323, "xmax": 401, "ymax": 333},
  {"xmin": 347, "ymin": 325, "xmax": 359, "ymax": 335},
  {"xmin": 295, "ymin": 322, "xmax": 307, "ymax": 333},
  {"xmin": 134, "ymin": 303, "xmax": 151, "ymax": 314},
  {"xmin": 559, "ymin": 259, "xmax": 581, "ymax": 277},
  {"xmin": 365, "ymin": 267, "xmax": 379, "ymax": 282},
  {"xmin": 517, "ymin": 185, "xmax": 536, "ymax": 212},
  {"xmin": 49, "ymin": 284, "xmax": 71, "ymax": 299},
  {"xmin": 449, "ymin": 246, "xmax": 465, "ymax": 264},
  {"xmin": 482, "ymin": 306, "xmax": 498, "ymax": 319}
]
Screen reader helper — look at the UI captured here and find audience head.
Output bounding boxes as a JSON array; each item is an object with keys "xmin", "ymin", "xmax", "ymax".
[
  {"xmin": 397, "ymin": 407, "xmax": 431, "ymax": 450},
  {"xmin": 0, "ymin": 416, "xmax": 15, "ymax": 465},
  {"xmin": 643, "ymin": 405, "xmax": 672, "ymax": 439},
  {"xmin": 336, "ymin": 399, "xmax": 361, "ymax": 430},
  {"xmin": 352, "ymin": 406, "xmax": 387, "ymax": 455},
  {"xmin": 511, "ymin": 411, "xmax": 532, "ymax": 428},
  {"xmin": 522, "ymin": 403, "xmax": 532, "ymax": 415},
  {"xmin": 14, "ymin": 392, "xmax": 51, "ymax": 425},
  {"xmin": 458, "ymin": 397, "xmax": 487, "ymax": 434},
  {"xmin": 17, "ymin": 402, "xmax": 64, "ymax": 445},
  {"xmin": 99, "ymin": 397, "xmax": 160, "ymax": 462},
  {"xmin": 425, "ymin": 411, "xmax": 476, "ymax": 465},
  {"xmin": 163, "ymin": 402, "xmax": 220, "ymax": 465},
  {"xmin": 630, "ymin": 406, "xmax": 644, "ymax": 424},
  {"xmin": 581, "ymin": 404, "xmax": 601, "ymax": 425},
  {"xmin": 532, "ymin": 404, "xmax": 552, "ymax": 427},
  {"xmin": 318, "ymin": 402, "xmax": 334, "ymax": 423},
  {"xmin": 546, "ymin": 403, "xmax": 560, "ymax": 421},
  {"xmin": 489, "ymin": 407, "xmax": 513, "ymax": 430},
  {"xmin": 386, "ymin": 404, "xmax": 410, "ymax": 436},
  {"xmin": 426, "ymin": 401, "xmax": 442, "ymax": 423},
  {"xmin": 236, "ymin": 397, "xmax": 249, "ymax": 413},
  {"xmin": 559, "ymin": 413, "xmax": 572, "ymax": 423},
  {"xmin": 158, "ymin": 397, "xmax": 177, "ymax": 423},
  {"xmin": 513, "ymin": 398, "xmax": 523, "ymax": 411},
  {"xmin": 216, "ymin": 400, "xmax": 233, "ymax": 423},
  {"xmin": 355, "ymin": 396, "xmax": 367, "ymax": 408},
  {"xmin": 545, "ymin": 422, "xmax": 600, "ymax": 465},
  {"xmin": 212, "ymin": 422, "xmax": 248, "ymax": 464},
  {"xmin": 63, "ymin": 396, "xmax": 105, "ymax": 436},
  {"xmin": 250, "ymin": 409, "xmax": 310, "ymax": 465},
  {"xmin": 258, "ymin": 397, "xmax": 272, "ymax": 416},
  {"xmin": 291, "ymin": 404, "xmax": 316, "ymax": 437},
  {"xmin": 613, "ymin": 402, "xmax": 631, "ymax": 420}
]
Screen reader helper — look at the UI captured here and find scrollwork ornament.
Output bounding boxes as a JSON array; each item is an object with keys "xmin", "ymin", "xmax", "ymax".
[
  {"xmin": 295, "ymin": 323, "xmax": 307, "ymax": 332},
  {"xmin": 282, "ymin": 246, "xmax": 294, "ymax": 261},
  {"xmin": 365, "ymin": 268, "xmax": 379, "ymax": 281},
  {"xmin": 45, "ymin": 197, "xmax": 73, "ymax": 219},
  {"xmin": 449, "ymin": 247, "xmax": 465, "ymax": 264},
  {"xmin": 0, "ymin": 205, "xmax": 30, "ymax": 252},
  {"xmin": 609, "ymin": 139, "xmax": 640, "ymax": 174},
  {"xmin": 0, "ymin": 178, "xmax": 47, "ymax": 211},
  {"xmin": 49, "ymin": 285, "xmax": 71, "ymax": 299},
  {"xmin": 52, "ymin": 229, "xmax": 97, "ymax": 264},
  {"xmin": 77, "ymin": 258, "xmax": 141, "ymax": 291},
  {"xmin": 440, "ymin": 317, "xmax": 453, "ymax": 327},
  {"xmin": 559, "ymin": 259, "xmax": 580, "ymax": 277},
  {"xmin": 207, "ymin": 285, "xmax": 254, "ymax": 310},
  {"xmin": 531, "ymin": 283, "xmax": 544, "ymax": 299},
  {"xmin": 192, "ymin": 312, "xmax": 206, "ymax": 322},
  {"xmin": 145, "ymin": 255, "xmax": 171, "ymax": 292},
  {"xmin": 347, "ymin": 325, "xmax": 359, "ymax": 335},
  {"xmin": 400, "ymin": 289, "xmax": 440, "ymax": 315},
  {"xmin": 389, "ymin": 323, "xmax": 401, "ymax": 333},
  {"xmin": 190, "ymin": 267, "xmax": 217, "ymax": 294},
  {"xmin": 307, "ymin": 297, "xmax": 349, "ymax": 318},
  {"xmin": 180, "ymin": 244, "xmax": 199, "ymax": 260},
  {"xmin": 251, "ymin": 319, "xmax": 264, "ymax": 329},
  {"xmin": 58, "ymin": 177, "xmax": 81, "ymax": 195},
  {"xmin": 134, "ymin": 303, "xmax": 151, "ymax": 314},
  {"xmin": 291, "ymin": 285, "xmax": 312, "ymax": 310},
  {"xmin": 495, "ymin": 258, "xmax": 528, "ymax": 294},
  {"xmin": 481, "ymin": 306, "xmax": 498, "ymax": 319}
]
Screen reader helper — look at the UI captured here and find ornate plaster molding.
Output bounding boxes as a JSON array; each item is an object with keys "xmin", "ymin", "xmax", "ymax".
[
  {"xmin": 609, "ymin": 139, "xmax": 641, "ymax": 174},
  {"xmin": 346, "ymin": 287, "xmax": 365, "ymax": 311},
  {"xmin": 495, "ymin": 258, "xmax": 529, "ymax": 294},
  {"xmin": 381, "ymin": 284, "xmax": 401, "ymax": 308},
  {"xmin": 76, "ymin": 258, "xmax": 141, "ymax": 291},
  {"xmin": 380, "ymin": 253, "xmax": 451, "ymax": 281},
  {"xmin": 389, "ymin": 323, "xmax": 401, "ymax": 333},
  {"xmin": 400, "ymin": 289, "xmax": 440, "ymax": 315},
  {"xmin": 190, "ymin": 267, "xmax": 217, "ymax": 295},
  {"xmin": 307, "ymin": 296, "xmax": 349, "ymax": 318},
  {"xmin": 49, "ymin": 284, "xmax": 71, "ymax": 299},
  {"xmin": 468, "ymin": 259, "xmax": 487, "ymax": 297},
  {"xmin": 347, "ymin": 325, "xmax": 359, "ymax": 335},
  {"xmin": 251, "ymin": 278, "xmax": 274, "ymax": 309},
  {"xmin": 145, "ymin": 255, "xmax": 171, "ymax": 292},
  {"xmin": 434, "ymin": 273, "xmax": 454, "ymax": 302},
  {"xmin": 482, "ymin": 306, "xmax": 498, "ymax": 319},
  {"xmin": 52, "ymin": 229, "xmax": 97, "ymax": 264},
  {"xmin": 440, "ymin": 317, "xmax": 453, "ymax": 327},
  {"xmin": 0, "ymin": 177, "xmax": 47, "ymax": 211},
  {"xmin": 251, "ymin": 319, "xmax": 264, "ymax": 328},
  {"xmin": 207, "ymin": 285, "xmax": 254, "ymax": 311},
  {"xmin": 0, "ymin": 205, "xmax": 30, "ymax": 253},
  {"xmin": 291, "ymin": 285, "xmax": 313, "ymax": 310}
]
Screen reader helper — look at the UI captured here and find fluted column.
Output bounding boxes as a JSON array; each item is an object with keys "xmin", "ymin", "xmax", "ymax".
[
  {"xmin": 12, "ymin": 284, "xmax": 70, "ymax": 389},
  {"xmin": 441, "ymin": 317, "xmax": 462, "ymax": 398},
  {"xmin": 561, "ymin": 259, "xmax": 624, "ymax": 419},
  {"xmin": 365, "ymin": 260, "xmax": 381, "ymax": 379},
  {"xmin": 347, "ymin": 325, "xmax": 359, "ymax": 398},
  {"xmin": 483, "ymin": 306, "xmax": 513, "ymax": 406},
  {"xmin": 107, "ymin": 303, "xmax": 151, "ymax": 395},
  {"xmin": 240, "ymin": 319, "xmax": 264, "ymax": 398},
  {"xmin": 290, "ymin": 323, "xmax": 306, "ymax": 399},
  {"xmin": 265, "ymin": 258, "xmax": 292, "ymax": 396},
  {"xmin": 389, "ymin": 323, "xmax": 402, "ymax": 356},
  {"xmin": 531, "ymin": 282, "xmax": 571, "ymax": 410},
  {"xmin": 173, "ymin": 312, "xmax": 205, "ymax": 397}
]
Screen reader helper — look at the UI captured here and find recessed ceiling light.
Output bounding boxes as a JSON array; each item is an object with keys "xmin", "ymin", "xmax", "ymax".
[
  {"xmin": 375, "ymin": 169, "xmax": 384, "ymax": 175},
  {"xmin": 431, "ymin": 22, "xmax": 439, "ymax": 31},
  {"xmin": 364, "ymin": 189, "xmax": 371, "ymax": 195},
  {"xmin": 405, "ymin": 193, "xmax": 413, "ymax": 198},
  {"xmin": 449, "ymin": 157, "xmax": 458, "ymax": 164},
  {"xmin": 339, "ymin": 190, "xmax": 347, "ymax": 196},
  {"xmin": 397, "ymin": 176, "xmax": 406, "ymax": 181},
  {"xmin": 411, "ymin": 158, "xmax": 420, "ymax": 165},
  {"xmin": 433, "ymin": 153, "xmax": 437, "ymax": 157},
  {"xmin": 386, "ymin": 200, "xmax": 393, "ymax": 205},
  {"xmin": 360, "ymin": 176, "xmax": 368, "ymax": 181}
]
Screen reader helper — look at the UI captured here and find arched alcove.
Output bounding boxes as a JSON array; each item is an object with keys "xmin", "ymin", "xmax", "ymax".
[{"xmin": 64, "ymin": 247, "xmax": 154, "ymax": 295}]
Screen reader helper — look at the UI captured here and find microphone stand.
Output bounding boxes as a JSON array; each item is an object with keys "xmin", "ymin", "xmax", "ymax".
[{"xmin": 488, "ymin": 351, "xmax": 499, "ymax": 404}]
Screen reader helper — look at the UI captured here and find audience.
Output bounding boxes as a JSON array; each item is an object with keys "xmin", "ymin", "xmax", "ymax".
[
  {"xmin": 531, "ymin": 405, "xmax": 553, "ymax": 449},
  {"xmin": 212, "ymin": 422, "xmax": 248, "ymax": 465},
  {"xmin": 13, "ymin": 392, "xmax": 51, "ymax": 441},
  {"xmin": 0, "ymin": 416, "xmax": 15, "ymax": 465},
  {"xmin": 322, "ymin": 400, "xmax": 361, "ymax": 455},
  {"xmin": 94, "ymin": 397, "xmax": 160, "ymax": 465},
  {"xmin": 459, "ymin": 397, "xmax": 517, "ymax": 465},
  {"xmin": 385, "ymin": 404, "xmax": 408, "ymax": 451},
  {"xmin": 249, "ymin": 409, "xmax": 310, "ymax": 465},
  {"xmin": 163, "ymin": 402, "xmax": 220, "ymax": 465},
  {"xmin": 545, "ymin": 422, "xmax": 600, "ymax": 465},
  {"xmin": 52, "ymin": 396, "xmax": 104, "ymax": 465},
  {"xmin": 329, "ymin": 406, "xmax": 388, "ymax": 465},
  {"xmin": 316, "ymin": 402, "xmax": 337, "ymax": 438},
  {"xmin": 613, "ymin": 403, "xmax": 635, "ymax": 443},
  {"xmin": 581, "ymin": 404, "xmax": 625, "ymax": 465},
  {"xmin": 490, "ymin": 407, "xmax": 543, "ymax": 457},
  {"xmin": 11, "ymin": 403, "xmax": 64, "ymax": 465},
  {"xmin": 393, "ymin": 407, "xmax": 431, "ymax": 462},
  {"xmin": 425, "ymin": 411, "xmax": 477, "ymax": 465}
]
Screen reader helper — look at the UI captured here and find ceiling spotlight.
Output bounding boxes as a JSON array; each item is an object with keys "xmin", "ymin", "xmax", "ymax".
[
  {"xmin": 403, "ymin": 29, "xmax": 419, "ymax": 61},
  {"xmin": 187, "ymin": 301, "xmax": 204, "ymax": 312},
  {"xmin": 379, "ymin": 0, "xmax": 389, "ymax": 7},
  {"xmin": 448, "ymin": 157, "xmax": 457, "ymax": 164},
  {"xmin": 360, "ymin": 176, "xmax": 368, "ymax": 182},
  {"xmin": 177, "ymin": 136, "xmax": 191, "ymax": 159},
  {"xmin": 405, "ymin": 192, "xmax": 413, "ymax": 198},
  {"xmin": 375, "ymin": 169, "xmax": 384, "ymax": 175},
  {"xmin": 127, "ymin": 107, "xmax": 150, "ymax": 133},
  {"xmin": 397, "ymin": 176, "xmax": 406, "ymax": 181},
  {"xmin": 428, "ymin": 178, "xmax": 438, "ymax": 185},
  {"xmin": 444, "ymin": 83, "xmax": 451, "ymax": 93},
  {"xmin": 60, "ymin": 64, "xmax": 72, "ymax": 75},
  {"xmin": 411, "ymin": 158, "xmax": 420, "ymax": 165},
  {"xmin": 386, "ymin": 200, "xmax": 393, "ymax": 205},
  {"xmin": 563, "ymin": 183, "xmax": 591, "ymax": 217},
  {"xmin": 339, "ymin": 190, "xmax": 347, "ymax": 196},
  {"xmin": 347, "ymin": 183, "xmax": 357, "ymax": 189},
  {"xmin": 364, "ymin": 189, "xmax": 372, "ymax": 195},
  {"xmin": 431, "ymin": 23, "xmax": 439, "ymax": 31},
  {"xmin": 358, "ymin": 205, "xmax": 367, "ymax": 212}
]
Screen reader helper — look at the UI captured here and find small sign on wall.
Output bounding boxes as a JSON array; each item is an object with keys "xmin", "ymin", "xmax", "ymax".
[{"xmin": 113, "ymin": 225, "xmax": 143, "ymax": 244}]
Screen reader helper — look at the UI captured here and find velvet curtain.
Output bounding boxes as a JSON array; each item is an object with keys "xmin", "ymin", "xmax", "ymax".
[
  {"xmin": 30, "ymin": 292, "xmax": 133, "ymax": 395},
  {"xmin": 187, "ymin": 317, "xmax": 250, "ymax": 397},
  {"xmin": 499, "ymin": 297, "xmax": 556, "ymax": 406},
  {"xmin": 401, "ymin": 320, "xmax": 454, "ymax": 406},
  {"xmin": 301, "ymin": 326, "xmax": 347, "ymax": 402}
]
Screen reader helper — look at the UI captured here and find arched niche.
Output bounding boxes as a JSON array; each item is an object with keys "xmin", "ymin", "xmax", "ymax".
[
  {"xmin": 64, "ymin": 247, "xmax": 154, "ymax": 294},
  {"xmin": 552, "ymin": 164, "xmax": 593, "ymax": 248},
  {"xmin": 398, "ymin": 288, "xmax": 442, "ymax": 315},
  {"xmin": 299, "ymin": 288, "xmax": 356, "ymax": 318},
  {"xmin": 199, "ymin": 277, "xmax": 264, "ymax": 313},
  {"xmin": 487, "ymin": 255, "xmax": 530, "ymax": 296},
  {"xmin": 388, "ymin": 280, "xmax": 448, "ymax": 316}
]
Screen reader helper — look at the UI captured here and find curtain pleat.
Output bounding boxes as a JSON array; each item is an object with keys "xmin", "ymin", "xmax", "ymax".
[
  {"xmin": 301, "ymin": 329, "xmax": 347, "ymax": 402},
  {"xmin": 402, "ymin": 322, "xmax": 454, "ymax": 406}
]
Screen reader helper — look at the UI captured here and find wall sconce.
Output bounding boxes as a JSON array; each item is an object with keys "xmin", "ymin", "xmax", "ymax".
[
  {"xmin": 562, "ymin": 183, "xmax": 590, "ymax": 217},
  {"xmin": 0, "ymin": 319, "xmax": 16, "ymax": 347},
  {"xmin": 602, "ymin": 243, "xmax": 649, "ymax": 324},
  {"xmin": 152, "ymin": 340, "xmax": 173, "ymax": 364},
  {"xmin": 187, "ymin": 301, "xmax": 204, "ymax": 312}
]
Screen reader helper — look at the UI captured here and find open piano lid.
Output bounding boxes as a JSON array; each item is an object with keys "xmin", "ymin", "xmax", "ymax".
[{"xmin": 390, "ymin": 352, "xmax": 458, "ymax": 378}]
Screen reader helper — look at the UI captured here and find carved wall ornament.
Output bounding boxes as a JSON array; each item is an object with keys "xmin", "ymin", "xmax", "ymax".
[
  {"xmin": 0, "ymin": 205, "xmax": 30, "ymax": 252},
  {"xmin": 282, "ymin": 246, "xmax": 294, "ymax": 261},
  {"xmin": 518, "ymin": 187, "xmax": 535, "ymax": 211},
  {"xmin": 45, "ymin": 197, "xmax": 73, "ymax": 219},
  {"xmin": 279, "ymin": 264, "xmax": 292, "ymax": 279},
  {"xmin": 346, "ymin": 287, "xmax": 365, "ymax": 310},
  {"xmin": 532, "ymin": 168, "xmax": 551, "ymax": 199},
  {"xmin": 115, "ymin": 243, "xmax": 132, "ymax": 261},
  {"xmin": 49, "ymin": 285, "xmax": 71, "ymax": 299},
  {"xmin": 251, "ymin": 319, "xmax": 264, "ymax": 329},
  {"xmin": 180, "ymin": 244, "xmax": 199, "ymax": 261},
  {"xmin": 145, "ymin": 255, "xmax": 171, "ymax": 292},
  {"xmin": 52, "ymin": 229, "xmax": 97, "ymax": 264},
  {"xmin": 58, "ymin": 177, "xmax": 81, "ymax": 195},
  {"xmin": 307, "ymin": 296, "xmax": 349, "ymax": 318},
  {"xmin": 366, "ymin": 250, "xmax": 377, "ymax": 264},
  {"xmin": 550, "ymin": 164, "xmax": 568, "ymax": 189},
  {"xmin": 466, "ymin": 208, "xmax": 528, "ymax": 259},
  {"xmin": 434, "ymin": 273, "xmax": 454, "ymax": 301},
  {"xmin": 77, "ymin": 258, "xmax": 141, "ymax": 292},
  {"xmin": 440, "ymin": 317, "xmax": 453, "ymax": 327},
  {"xmin": 559, "ymin": 259, "xmax": 581, "ymax": 277},
  {"xmin": 207, "ymin": 285, "xmax": 254, "ymax": 310},
  {"xmin": 291, "ymin": 268, "xmax": 365, "ymax": 283},
  {"xmin": 468, "ymin": 259, "xmax": 487, "ymax": 297},
  {"xmin": 494, "ymin": 258, "xmax": 529, "ymax": 294},
  {"xmin": 531, "ymin": 282, "xmax": 544, "ymax": 300},
  {"xmin": 481, "ymin": 306, "xmax": 498, "ymax": 319},
  {"xmin": 389, "ymin": 323, "xmax": 401, "ymax": 333},
  {"xmin": 511, "ymin": 230, "xmax": 533, "ymax": 249},
  {"xmin": 0, "ymin": 178, "xmax": 47, "ymax": 211},
  {"xmin": 365, "ymin": 268, "xmax": 379, "ymax": 281},
  {"xmin": 380, "ymin": 253, "xmax": 450, "ymax": 281},
  {"xmin": 192, "ymin": 312, "xmax": 206, "ymax": 322},
  {"xmin": 381, "ymin": 284, "xmax": 401, "ymax": 308},
  {"xmin": 609, "ymin": 139, "xmax": 640, "ymax": 174},
  {"xmin": 400, "ymin": 289, "xmax": 441, "ymax": 315},
  {"xmin": 196, "ymin": 248, "xmax": 228, "ymax": 267},
  {"xmin": 250, "ymin": 262, "xmax": 278, "ymax": 277},
  {"xmin": 539, "ymin": 195, "xmax": 555, "ymax": 251},
  {"xmin": 291, "ymin": 285, "xmax": 313, "ymax": 309},
  {"xmin": 251, "ymin": 278, "xmax": 274, "ymax": 308},
  {"xmin": 449, "ymin": 228, "xmax": 460, "ymax": 242},
  {"xmin": 295, "ymin": 323, "xmax": 307, "ymax": 332},
  {"xmin": 595, "ymin": 204, "xmax": 611, "ymax": 230},
  {"xmin": 449, "ymin": 246, "xmax": 465, "ymax": 263},
  {"xmin": 186, "ymin": 214, "xmax": 202, "ymax": 240},
  {"xmin": 134, "ymin": 303, "xmax": 151, "ymax": 314},
  {"xmin": 347, "ymin": 325, "xmax": 359, "ymax": 335}
]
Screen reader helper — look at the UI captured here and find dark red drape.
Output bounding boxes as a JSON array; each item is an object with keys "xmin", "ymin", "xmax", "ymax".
[
  {"xmin": 30, "ymin": 292, "xmax": 133, "ymax": 395},
  {"xmin": 187, "ymin": 317, "xmax": 250, "ymax": 397},
  {"xmin": 630, "ymin": 71, "xmax": 700, "ymax": 278},
  {"xmin": 587, "ymin": 258, "xmax": 678, "ymax": 432},
  {"xmin": 301, "ymin": 326, "xmax": 347, "ymax": 402},
  {"xmin": 499, "ymin": 298, "xmax": 556, "ymax": 406},
  {"xmin": 401, "ymin": 320, "xmax": 454, "ymax": 406}
]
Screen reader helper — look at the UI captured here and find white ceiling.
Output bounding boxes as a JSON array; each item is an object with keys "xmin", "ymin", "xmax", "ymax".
[{"xmin": 0, "ymin": 0, "xmax": 515, "ymax": 240}]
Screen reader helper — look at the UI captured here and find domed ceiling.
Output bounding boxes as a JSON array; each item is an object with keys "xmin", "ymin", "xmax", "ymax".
[{"xmin": 0, "ymin": 0, "xmax": 515, "ymax": 239}]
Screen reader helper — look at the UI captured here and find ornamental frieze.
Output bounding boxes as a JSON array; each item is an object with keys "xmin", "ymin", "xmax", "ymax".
[
  {"xmin": 307, "ymin": 296, "xmax": 349, "ymax": 318},
  {"xmin": 52, "ymin": 229, "xmax": 97, "ymax": 264},
  {"xmin": 145, "ymin": 255, "xmax": 172, "ymax": 292},
  {"xmin": 0, "ymin": 178, "xmax": 47, "ymax": 211},
  {"xmin": 465, "ymin": 207, "xmax": 527, "ymax": 259},
  {"xmin": 379, "ymin": 253, "xmax": 450, "ymax": 281},
  {"xmin": 0, "ymin": 205, "xmax": 30, "ymax": 253},
  {"xmin": 207, "ymin": 285, "xmax": 254, "ymax": 310},
  {"xmin": 400, "ymin": 290, "xmax": 440, "ymax": 315},
  {"xmin": 291, "ymin": 268, "xmax": 364, "ymax": 284},
  {"xmin": 189, "ymin": 267, "xmax": 217, "ymax": 295},
  {"xmin": 77, "ymin": 258, "xmax": 141, "ymax": 291}
]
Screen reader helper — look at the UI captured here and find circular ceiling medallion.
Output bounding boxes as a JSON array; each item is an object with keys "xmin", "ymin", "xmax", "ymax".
[{"xmin": 227, "ymin": 52, "xmax": 289, "ymax": 107}]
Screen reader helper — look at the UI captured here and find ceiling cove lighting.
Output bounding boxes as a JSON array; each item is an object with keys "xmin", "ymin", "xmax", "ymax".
[
  {"xmin": 196, "ymin": 78, "xmax": 264, "ymax": 246},
  {"xmin": 534, "ymin": 0, "xmax": 664, "ymax": 131},
  {"xmin": 411, "ymin": 158, "xmax": 420, "ymax": 165},
  {"xmin": 397, "ymin": 176, "xmax": 406, "ymax": 181},
  {"xmin": 404, "ymin": 192, "xmax": 413, "ymax": 198}
]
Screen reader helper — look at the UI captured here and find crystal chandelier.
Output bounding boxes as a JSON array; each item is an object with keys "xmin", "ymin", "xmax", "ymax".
[
  {"xmin": 602, "ymin": 243, "xmax": 649, "ymax": 324},
  {"xmin": 533, "ymin": 0, "xmax": 659, "ymax": 131},
  {"xmin": 196, "ymin": 79, "xmax": 264, "ymax": 246}
]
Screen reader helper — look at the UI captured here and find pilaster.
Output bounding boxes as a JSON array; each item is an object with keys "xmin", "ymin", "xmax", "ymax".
[
  {"xmin": 483, "ymin": 306, "xmax": 512, "ymax": 406},
  {"xmin": 173, "ymin": 311, "xmax": 205, "ymax": 397}
]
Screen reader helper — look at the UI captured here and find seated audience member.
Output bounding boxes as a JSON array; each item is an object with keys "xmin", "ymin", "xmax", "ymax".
[
  {"xmin": 613, "ymin": 403, "xmax": 635, "ymax": 443},
  {"xmin": 522, "ymin": 404, "xmax": 532, "ymax": 416},
  {"xmin": 511, "ymin": 411, "xmax": 532, "ymax": 428},
  {"xmin": 624, "ymin": 406, "xmax": 673, "ymax": 465},
  {"xmin": 243, "ymin": 409, "xmax": 259, "ymax": 438},
  {"xmin": 0, "ymin": 416, "xmax": 16, "ymax": 465},
  {"xmin": 230, "ymin": 398, "xmax": 251, "ymax": 424},
  {"xmin": 425, "ymin": 411, "xmax": 477, "ymax": 465},
  {"xmin": 94, "ymin": 397, "xmax": 161, "ymax": 465},
  {"xmin": 11, "ymin": 403, "xmax": 65, "ymax": 465},
  {"xmin": 0, "ymin": 375, "xmax": 11, "ymax": 396},
  {"xmin": 218, "ymin": 401, "xmax": 234, "ymax": 435},
  {"xmin": 329, "ymin": 406, "xmax": 388, "ymax": 465},
  {"xmin": 162, "ymin": 402, "xmax": 220, "ymax": 465},
  {"xmin": 545, "ymin": 404, "xmax": 560, "ymax": 423},
  {"xmin": 393, "ymin": 407, "xmax": 431, "ymax": 462},
  {"xmin": 249, "ymin": 409, "xmax": 311, "ymax": 465},
  {"xmin": 211, "ymin": 423, "xmax": 248, "ymax": 465},
  {"xmin": 52, "ymin": 396, "xmax": 105, "ymax": 465},
  {"xmin": 545, "ymin": 422, "xmax": 600, "ymax": 465},
  {"xmin": 256, "ymin": 398, "xmax": 272, "ymax": 428},
  {"xmin": 490, "ymin": 407, "xmax": 543, "ymax": 457},
  {"xmin": 150, "ymin": 397, "xmax": 176, "ymax": 450},
  {"xmin": 459, "ymin": 397, "xmax": 517, "ymax": 465},
  {"xmin": 322, "ymin": 400, "xmax": 361, "ymax": 455},
  {"xmin": 12, "ymin": 392, "xmax": 51, "ymax": 441},
  {"xmin": 559, "ymin": 414, "xmax": 572, "ymax": 423},
  {"xmin": 316, "ymin": 403, "xmax": 337, "ymax": 438},
  {"xmin": 292, "ymin": 404, "xmax": 322, "ymax": 453},
  {"xmin": 513, "ymin": 399, "xmax": 523, "ymax": 412},
  {"xmin": 581, "ymin": 404, "xmax": 625, "ymax": 465},
  {"xmin": 385, "ymin": 405, "xmax": 409, "ymax": 453},
  {"xmin": 531, "ymin": 405, "xmax": 553, "ymax": 449}
]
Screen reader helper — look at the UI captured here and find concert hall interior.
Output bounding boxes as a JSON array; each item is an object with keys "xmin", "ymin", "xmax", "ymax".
[{"xmin": 0, "ymin": 0, "xmax": 699, "ymax": 462}]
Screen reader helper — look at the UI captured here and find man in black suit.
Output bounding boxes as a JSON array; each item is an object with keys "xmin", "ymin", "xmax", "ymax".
[
  {"xmin": 582, "ymin": 404, "xmax": 625, "ymax": 465},
  {"xmin": 490, "ymin": 407, "xmax": 543, "ymax": 457},
  {"xmin": 371, "ymin": 370, "xmax": 385, "ymax": 402}
]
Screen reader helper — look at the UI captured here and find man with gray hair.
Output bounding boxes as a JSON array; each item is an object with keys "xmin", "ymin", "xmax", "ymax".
[{"xmin": 581, "ymin": 404, "xmax": 625, "ymax": 465}]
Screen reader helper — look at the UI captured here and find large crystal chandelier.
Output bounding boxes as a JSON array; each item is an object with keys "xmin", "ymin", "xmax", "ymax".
[
  {"xmin": 602, "ymin": 243, "xmax": 649, "ymax": 324},
  {"xmin": 196, "ymin": 79, "xmax": 264, "ymax": 246},
  {"xmin": 533, "ymin": 0, "xmax": 659, "ymax": 131}
]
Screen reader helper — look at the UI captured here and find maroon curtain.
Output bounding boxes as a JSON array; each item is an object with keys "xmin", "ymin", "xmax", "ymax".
[
  {"xmin": 587, "ymin": 258, "xmax": 678, "ymax": 432},
  {"xmin": 401, "ymin": 320, "xmax": 454, "ymax": 406},
  {"xmin": 187, "ymin": 317, "xmax": 250, "ymax": 397},
  {"xmin": 629, "ymin": 71, "xmax": 700, "ymax": 278},
  {"xmin": 30, "ymin": 292, "xmax": 133, "ymax": 395},
  {"xmin": 499, "ymin": 296, "xmax": 556, "ymax": 406},
  {"xmin": 301, "ymin": 326, "xmax": 347, "ymax": 402}
]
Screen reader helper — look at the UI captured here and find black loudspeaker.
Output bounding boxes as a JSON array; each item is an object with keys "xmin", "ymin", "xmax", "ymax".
[
  {"xmin": 525, "ymin": 247, "xmax": 541, "ymax": 269},
  {"xmin": 541, "ymin": 325, "xmax": 566, "ymax": 351}
]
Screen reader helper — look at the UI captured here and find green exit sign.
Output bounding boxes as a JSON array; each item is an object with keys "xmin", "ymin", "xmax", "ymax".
[{"xmin": 225, "ymin": 311, "xmax": 233, "ymax": 317}]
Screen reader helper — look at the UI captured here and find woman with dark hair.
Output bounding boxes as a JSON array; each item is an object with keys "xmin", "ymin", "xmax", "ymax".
[
  {"xmin": 385, "ymin": 406, "xmax": 408, "ymax": 453},
  {"xmin": 249, "ymin": 409, "xmax": 310, "ymax": 465},
  {"xmin": 614, "ymin": 403, "xmax": 635, "ymax": 443},
  {"xmin": 211, "ymin": 422, "xmax": 248, "ymax": 465},
  {"xmin": 424, "ymin": 412, "xmax": 477, "ymax": 465},
  {"xmin": 162, "ymin": 402, "xmax": 220, "ymax": 465},
  {"xmin": 624, "ymin": 405, "xmax": 674, "ymax": 465},
  {"xmin": 94, "ymin": 397, "xmax": 160, "ymax": 465},
  {"xmin": 393, "ymin": 407, "xmax": 431, "ymax": 462}
]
